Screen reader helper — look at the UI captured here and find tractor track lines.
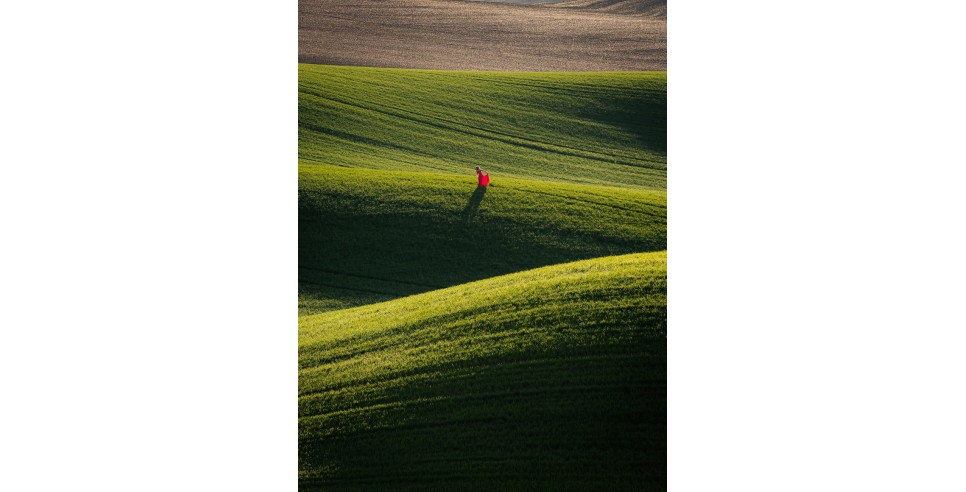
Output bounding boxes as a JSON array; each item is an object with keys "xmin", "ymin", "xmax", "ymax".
[{"xmin": 311, "ymin": 92, "xmax": 663, "ymax": 171}]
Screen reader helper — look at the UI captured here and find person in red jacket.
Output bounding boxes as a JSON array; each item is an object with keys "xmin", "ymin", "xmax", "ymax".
[{"xmin": 476, "ymin": 166, "xmax": 489, "ymax": 186}]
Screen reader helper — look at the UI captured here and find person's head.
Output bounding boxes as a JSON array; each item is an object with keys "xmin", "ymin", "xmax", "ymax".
[{"xmin": 475, "ymin": 166, "xmax": 481, "ymax": 171}]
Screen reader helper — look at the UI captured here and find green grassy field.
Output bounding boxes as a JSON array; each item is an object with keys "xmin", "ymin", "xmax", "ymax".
[
  {"xmin": 299, "ymin": 64, "xmax": 666, "ymax": 490},
  {"xmin": 299, "ymin": 165, "xmax": 666, "ymax": 314},
  {"xmin": 299, "ymin": 64, "xmax": 666, "ymax": 190},
  {"xmin": 299, "ymin": 252, "xmax": 666, "ymax": 491}
]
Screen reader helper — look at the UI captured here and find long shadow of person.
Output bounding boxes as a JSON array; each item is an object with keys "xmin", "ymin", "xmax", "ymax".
[{"xmin": 461, "ymin": 185, "xmax": 487, "ymax": 225}]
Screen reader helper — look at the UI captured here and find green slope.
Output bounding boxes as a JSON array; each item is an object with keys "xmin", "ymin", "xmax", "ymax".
[
  {"xmin": 299, "ymin": 64, "xmax": 666, "ymax": 190},
  {"xmin": 299, "ymin": 165, "xmax": 666, "ymax": 314},
  {"xmin": 299, "ymin": 252, "xmax": 667, "ymax": 491}
]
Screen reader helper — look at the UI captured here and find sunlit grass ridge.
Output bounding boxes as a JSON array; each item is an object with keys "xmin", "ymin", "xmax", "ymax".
[
  {"xmin": 299, "ymin": 165, "xmax": 666, "ymax": 314},
  {"xmin": 299, "ymin": 252, "xmax": 666, "ymax": 489},
  {"xmin": 299, "ymin": 64, "xmax": 666, "ymax": 190}
]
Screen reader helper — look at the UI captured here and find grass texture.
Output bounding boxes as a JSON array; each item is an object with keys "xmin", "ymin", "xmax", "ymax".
[
  {"xmin": 299, "ymin": 64, "xmax": 666, "ymax": 190},
  {"xmin": 299, "ymin": 252, "xmax": 666, "ymax": 491},
  {"xmin": 298, "ymin": 64, "xmax": 667, "ymax": 489},
  {"xmin": 299, "ymin": 165, "xmax": 666, "ymax": 315}
]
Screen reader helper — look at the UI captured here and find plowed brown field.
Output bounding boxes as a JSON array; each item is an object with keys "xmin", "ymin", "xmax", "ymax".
[{"xmin": 299, "ymin": 0, "xmax": 666, "ymax": 71}]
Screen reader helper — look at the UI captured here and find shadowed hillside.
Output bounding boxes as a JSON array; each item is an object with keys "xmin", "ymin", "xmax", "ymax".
[
  {"xmin": 299, "ymin": 166, "xmax": 666, "ymax": 314},
  {"xmin": 299, "ymin": 252, "xmax": 667, "ymax": 491}
]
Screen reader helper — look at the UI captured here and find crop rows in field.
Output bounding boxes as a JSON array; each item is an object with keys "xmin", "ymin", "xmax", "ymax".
[
  {"xmin": 299, "ymin": 165, "xmax": 665, "ymax": 314},
  {"xmin": 299, "ymin": 0, "xmax": 666, "ymax": 71},
  {"xmin": 299, "ymin": 253, "xmax": 667, "ymax": 490},
  {"xmin": 299, "ymin": 64, "xmax": 666, "ymax": 191},
  {"xmin": 298, "ymin": 63, "xmax": 667, "ymax": 490}
]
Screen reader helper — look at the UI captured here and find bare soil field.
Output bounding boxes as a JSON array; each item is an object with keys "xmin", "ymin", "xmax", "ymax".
[
  {"xmin": 547, "ymin": 0, "xmax": 666, "ymax": 18},
  {"xmin": 299, "ymin": 0, "xmax": 666, "ymax": 71}
]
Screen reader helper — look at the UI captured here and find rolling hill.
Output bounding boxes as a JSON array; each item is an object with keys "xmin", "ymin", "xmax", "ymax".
[
  {"xmin": 297, "ymin": 60, "xmax": 666, "ymax": 489},
  {"xmin": 299, "ymin": 252, "xmax": 667, "ymax": 491},
  {"xmin": 299, "ymin": 165, "xmax": 666, "ymax": 314},
  {"xmin": 299, "ymin": 0, "xmax": 666, "ymax": 71},
  {"xmin": 299, "ymin": 64, "xmax": 667, "ymax": 191}
]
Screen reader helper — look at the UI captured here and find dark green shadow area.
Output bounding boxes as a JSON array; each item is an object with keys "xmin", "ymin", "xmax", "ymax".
[
  {"xmin": 298, "ymin": 166, "xmax": 666, "ymax": 315},
  {"xmin": 461, "ymin": 185, "xmax": 487, "ymax": 224},
  {"xmin": 299, "ymin": 346, "xmax": 666, "ymax": 491},
  {"xmin": 298, "ymin": 252, "xmax": 668, "ymax": 491}
]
